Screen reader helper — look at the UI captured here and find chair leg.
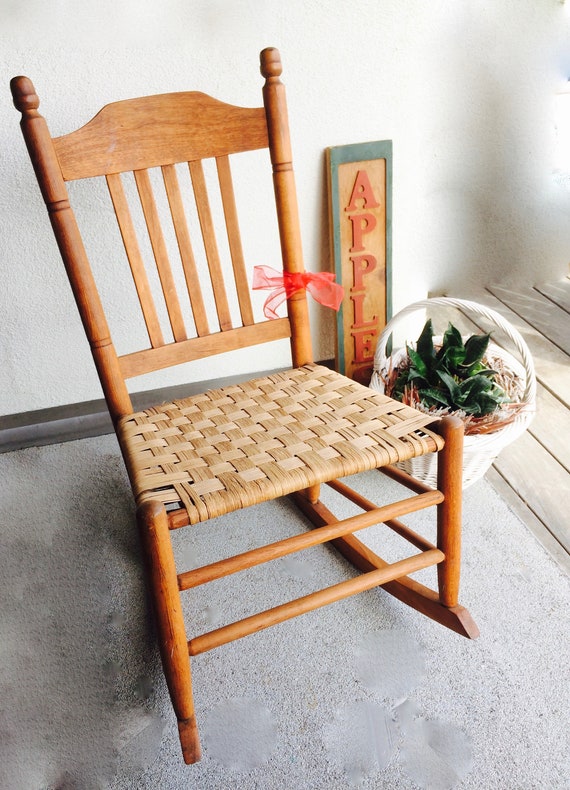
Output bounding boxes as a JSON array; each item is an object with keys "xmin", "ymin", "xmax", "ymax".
[
  {"xmin": 302, "ymin": 483, "xmax": 320, "ymax": 504},
  {"xmin": 137, "ymin": 500, "xmax": 201, "ymax": 764},
  {"xmin": 435, "ymin": 415, "xmax": 464, "ymax": 608}
]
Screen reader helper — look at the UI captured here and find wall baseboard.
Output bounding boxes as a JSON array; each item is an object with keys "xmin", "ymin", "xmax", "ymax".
[{"xmin": 1, "ymin": 361, "xmax": 335, "ymax": 454}]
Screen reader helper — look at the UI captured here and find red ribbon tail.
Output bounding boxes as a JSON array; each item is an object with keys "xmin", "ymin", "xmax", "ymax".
[
  {"xmin": 306, "ymin": 277, "xmax": 344, "ymax": 311},
  {"xmin": 261, "ymin": 287, "xmax": 286, "ymax": 320}
]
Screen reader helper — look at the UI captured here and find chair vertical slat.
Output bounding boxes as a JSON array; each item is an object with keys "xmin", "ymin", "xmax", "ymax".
[
  {"xmin": 106, "ymin": 173, "xmax": 165, "ymax": 348},
  {"xmin": 134, "ymin": 168, "xmax": 187, "ymax": 342},
  {"xmin": 161, "ymin": 164, "xmax": 210, "ymax": 337},
  {"xmin": 188, "ymin": 160, "xmax": 232, "ymax": 331},
  {"xmin": 216, "ymin": 156, "xmax": 254, "ymax": 326}
]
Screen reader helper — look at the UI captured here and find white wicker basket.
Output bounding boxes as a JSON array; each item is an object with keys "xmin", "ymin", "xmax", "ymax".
[{"xmin": 370, "ymin": 297, "xmax": 537, "ymax": 489}]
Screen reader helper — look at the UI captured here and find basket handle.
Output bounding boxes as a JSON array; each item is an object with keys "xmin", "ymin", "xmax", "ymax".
[{"xmin": 372, "ymin": 296, "xmax": 537, "ymax": 405}]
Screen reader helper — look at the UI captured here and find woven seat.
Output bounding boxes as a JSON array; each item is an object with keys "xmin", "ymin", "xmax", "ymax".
[
  {"xmin": 119, "ymin": 364, "xmax": 443, "ymax": 521},
  {"xmin": 11, "ymin": 47, "xmax": 478, "ymax": 766}
]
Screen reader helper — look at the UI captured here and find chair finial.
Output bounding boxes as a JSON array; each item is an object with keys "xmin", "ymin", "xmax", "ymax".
[
  {"xmin": 10, "ymin": 76, "xmax": 40, "ymax": 113},
  {"xmin": 260, "ymin": 47, "xmax": 282, "ymax": 80}
]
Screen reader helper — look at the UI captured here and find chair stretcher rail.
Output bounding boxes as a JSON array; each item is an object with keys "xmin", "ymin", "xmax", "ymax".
[
  {"xmin": 177, "ymin": 489, "xmax": 443, "ymax": 590},
  {"xmin": 325, "ymin": 478, "xmax": 440, "ymax": 552},
  {"xmin": 187, "ymin": 548, "xmax": 444, "ymax": 655}
]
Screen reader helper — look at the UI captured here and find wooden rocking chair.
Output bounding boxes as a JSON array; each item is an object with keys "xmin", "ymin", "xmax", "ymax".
[{"xmin": 11, "ymin": 47, "xmax": 478, "ymax": 764}]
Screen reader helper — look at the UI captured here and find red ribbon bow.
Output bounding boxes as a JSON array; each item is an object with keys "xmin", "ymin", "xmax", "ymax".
[{"xmin": 252, "ymin": 265, "xmax": 344, "ymax": 320}]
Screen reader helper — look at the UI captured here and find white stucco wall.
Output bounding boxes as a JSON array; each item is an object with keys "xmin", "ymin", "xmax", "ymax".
[{"xmin": 1, "ymin": 0, "xmax": 569, "ymax": 415}]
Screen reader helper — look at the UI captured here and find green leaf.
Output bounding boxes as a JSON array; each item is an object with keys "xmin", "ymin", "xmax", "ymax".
[
  {"xmin": 473, "ymin": 392, "xmax": 503, "ymax": 416},
  {"xmin": 460, "ymin": 400, "xmax": 483, "ymax": 415},
  {"xmin": 457, "ymin": 377, "xmax": 492, "ymax": 404},
  {"xmin": 463, "ymin": 333, "xmax": 491, "ymax": 367},
  {"xmin": 407, "ymin": 346, "xmax": 429, "ymax": 379},
  {"xmin": 475, "ymin": 367, "xmax": 499, "ymax": 379},
  {"xmin": 416, "ymin": 319, "xmax": 435, "ymax": 362},
  {"xmin": 457, "ymin": 377, "xmax": 509, "ymax": 415},
  {"xmin": 437, "ymin": 344, "xmax": 466, "ymax": 372},
  {"xmin": 419, "ymin": 387, "xmax": 451, "ymax": 408},
  {"xmin": 442, "ymin": 322, "xmax": 463, "ymax": 349},
  {"xmin": 436, "ymin": 370, "xmax": 462, "ymax": 403}
]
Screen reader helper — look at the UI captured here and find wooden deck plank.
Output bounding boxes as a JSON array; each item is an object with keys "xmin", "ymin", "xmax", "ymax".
[
  {"xmin": 531, "ymin": 384, "xmax": 570, "ymax": 474},
  {"xmin": 485, "ymin": 467, "xmax": 570, "ymax": 575},
  {"xmin": 535, "ymin": 276, "xmax": 570, "ymax": 314},
  {"xmin": 488, "ymin": 283, "xmax": 570, "ymax": 357},
  {"xmin": 491, "ymin": 430, "xmax": 570, "ymax": 556}
]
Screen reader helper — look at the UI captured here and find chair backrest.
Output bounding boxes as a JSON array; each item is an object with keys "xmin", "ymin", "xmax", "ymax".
[{"xmin": 11, "ymin": 47, "xmax": 313, "ymax": 424}]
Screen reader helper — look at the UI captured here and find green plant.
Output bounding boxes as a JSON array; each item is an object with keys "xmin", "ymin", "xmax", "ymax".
[{"xmin": 390, "ymin": 319, "xmax": 511, "ymax": 416}]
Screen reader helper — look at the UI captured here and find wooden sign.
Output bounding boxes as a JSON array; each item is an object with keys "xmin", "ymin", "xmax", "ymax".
[{"xmin": 326, "ymin": 141, "xmax": 392, "ymax": 385}]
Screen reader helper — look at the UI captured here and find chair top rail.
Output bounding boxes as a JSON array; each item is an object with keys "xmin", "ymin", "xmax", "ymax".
[{"xmin": 52, "ymin": 92, "xmax": 269, "ymax": 180}]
